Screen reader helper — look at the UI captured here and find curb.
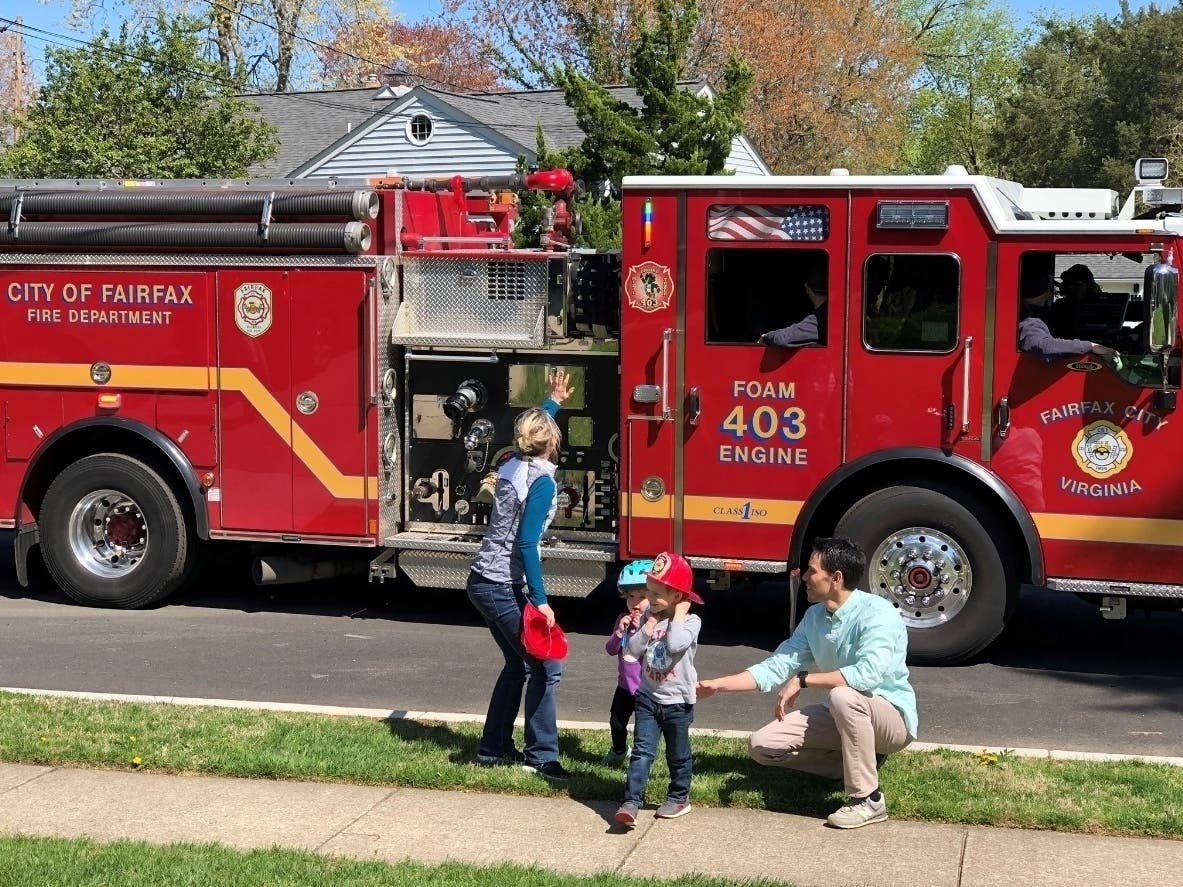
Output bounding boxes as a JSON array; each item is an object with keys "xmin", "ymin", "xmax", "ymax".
[{"xmin": 6, "ymin": 685, "xmax": 1182, "ymax": 768}]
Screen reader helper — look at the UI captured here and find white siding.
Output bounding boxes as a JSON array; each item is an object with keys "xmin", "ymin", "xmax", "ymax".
[
  {"xmin": 299, "ymin": 97, "xmax": 524, "ymax": 179},
  {"xmin": 725, "ymin": 137, "xmax": 770, "ymax": 176}
]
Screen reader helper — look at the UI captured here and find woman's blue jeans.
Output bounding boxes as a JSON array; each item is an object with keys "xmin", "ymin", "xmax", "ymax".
[
  {"xmin": 466, "ymin": 572, "xmax": 563, "ymax": 766},
  {"xmin": 624, "ymin": 690, "xmax": 695, "ymax": 804}
]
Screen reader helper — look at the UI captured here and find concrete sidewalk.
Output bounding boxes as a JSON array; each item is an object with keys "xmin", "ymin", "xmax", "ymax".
[{"xmin": 2, "ymin": 763, "xmax": 1181, "ymax": 886}]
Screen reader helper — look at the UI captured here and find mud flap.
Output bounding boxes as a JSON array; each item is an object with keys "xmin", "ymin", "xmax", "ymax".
[{"xmin": 14, "ymin": 523, "xmax": 39, "ymax": 588}]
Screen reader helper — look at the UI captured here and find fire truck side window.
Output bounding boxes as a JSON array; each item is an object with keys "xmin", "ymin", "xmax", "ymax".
[
  {"xmin": 863, "ymin": 254, "xmax": 960, "ymax": 352},
  {"xmin": 706, "ymin": 247, "xmax": 828, "ymax": 344}
]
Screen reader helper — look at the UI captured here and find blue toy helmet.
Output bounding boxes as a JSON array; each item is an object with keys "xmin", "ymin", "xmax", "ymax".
[{"xmin": 617, "ymin": 559, "xmax": 654, "ymax": 589}]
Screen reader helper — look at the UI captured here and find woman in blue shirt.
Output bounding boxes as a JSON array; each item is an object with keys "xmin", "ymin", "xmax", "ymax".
[{"xmin": 467, "ymin": 369, "xmax": 573, "ymax": 783}]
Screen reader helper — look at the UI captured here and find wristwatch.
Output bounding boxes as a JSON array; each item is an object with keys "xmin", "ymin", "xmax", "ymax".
[{"xmin": 797, "ymin": 670, "xmax": 809, "ymax": 688}]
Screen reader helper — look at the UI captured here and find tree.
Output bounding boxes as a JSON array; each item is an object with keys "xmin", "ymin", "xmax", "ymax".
[
  {"xmin": 444, "ymin": 0, "xmax": 654, "ymax": 88},
  {"xmin": 527, "ymin": 0, "xmax": 748, "ymax": 247},
  {"xmin": 0, "ymin": 20, "xmax": 36, "ymax": 145},
  {"xmin": 456, "ymin": 0, "xmax": 921, "ymax": 174},
  {"xmin": 554, "ymin": 0, "xmax": 750, "ymax": 184},
  {"xmin": 988, "ymin": 4, "xmax": 1183, "ymax": 190},
  {"xmin": 0, "ymin": 16, "xmax": 277, "ymax": 178},
  {"xmin": 898, "ymin": 0, "xmax": 1020, "ymax": 175},
  {"xmin": 315, "ymin": 12, "xmax": 503, "ymax": 90},
  {"xmin": 64, "ymin": 0, "xmax": 389, "ymax": 90}
]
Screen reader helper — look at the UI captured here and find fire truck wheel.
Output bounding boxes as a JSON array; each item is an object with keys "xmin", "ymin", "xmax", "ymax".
[
  {"xmin": 835, "ymin": 484, "xmax": 1014, "ymax": 666},
  {"xmin": 38, "ymin": 453, "xmax": 194, "ymax": 609}
]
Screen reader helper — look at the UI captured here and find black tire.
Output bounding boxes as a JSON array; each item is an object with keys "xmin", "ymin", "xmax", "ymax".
[
  {"xmin": 834, "ymin": 484, "xmax": 1016, "ymax": 665},
  {"xmin": 39, "ymin": 453, "xmax": 194, "ymax": 608}
]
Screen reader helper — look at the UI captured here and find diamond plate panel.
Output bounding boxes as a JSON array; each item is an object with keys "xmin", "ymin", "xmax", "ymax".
[
  {"xmin": 397, "ymin": 549, "xmax": 607, "ymax": 596},
  {"xmin": 391, "ymin": 255, "xmax": 547, "ymax": 348},
  {"xmin": 1047, "ymin": 578, "xmax": 1183, "ymax": 599}
]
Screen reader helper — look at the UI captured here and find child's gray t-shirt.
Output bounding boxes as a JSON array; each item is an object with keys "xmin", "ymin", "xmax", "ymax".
[{"xmin": 625, "ymin": 613, "xmax": 701, "ymax": 704}]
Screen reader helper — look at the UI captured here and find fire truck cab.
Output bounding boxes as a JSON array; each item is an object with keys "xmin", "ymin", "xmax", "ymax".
[{"xmin": 1, "ymin": 159, "xmax": 1180, "ymax": 665}]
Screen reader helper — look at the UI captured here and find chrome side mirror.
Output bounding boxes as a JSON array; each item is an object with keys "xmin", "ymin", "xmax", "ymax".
[{"xmin": 1144, "ymin": 257, "xmax": 1178, "ymax": 355}]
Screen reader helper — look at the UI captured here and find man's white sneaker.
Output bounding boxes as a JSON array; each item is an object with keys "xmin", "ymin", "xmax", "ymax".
[{"xmin": 826, "ymin": 794, "xmax": 888, "ymax": 829}]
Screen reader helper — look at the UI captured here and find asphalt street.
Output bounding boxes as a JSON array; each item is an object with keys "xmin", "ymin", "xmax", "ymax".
[{"xmin": 1, "ymin": 532, "xmax": 1180, "ymax": 756}]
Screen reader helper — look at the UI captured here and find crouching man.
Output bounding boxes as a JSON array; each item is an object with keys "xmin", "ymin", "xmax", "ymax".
[{"xmin": 697, "ymin": 536, "xmax": 918, "ymax": 829}]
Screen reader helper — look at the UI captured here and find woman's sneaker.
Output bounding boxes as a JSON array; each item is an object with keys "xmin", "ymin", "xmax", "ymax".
[
  {"xmin": 601, "ymin": 746, "xmax": 631, "ymax": 766},
  {"xmin": 655, "ymin": 799, "xmax": 692, "ymax": 819},
  {"xmin": 522, "ymin": 760, "xmax": 571, "ymax": 784},
  {"xmin": 475, "ymin": 749, "xmax": 525, "ymax": 767},
  {"xmin": 615, "ymin": 801, "xmax": 640, "ymax": 826}
]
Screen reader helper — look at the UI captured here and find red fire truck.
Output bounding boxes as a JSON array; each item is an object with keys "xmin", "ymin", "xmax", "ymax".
[{"xmin": 1, "ymin": 159, "xmax": 1180, "ymax": 664}]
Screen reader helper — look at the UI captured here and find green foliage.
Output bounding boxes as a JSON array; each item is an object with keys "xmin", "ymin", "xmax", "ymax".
[
  {"xmin": 988, "ymin": 4, "xmax": 1183, "ymax": 190},
  {"xmin": 0, "ymin": 16, "xmax": 277, "ymax": 179},
  {"xmin": 899, "ymin": 0, "xmax": 1021, "ymax": 174},
  {"xmin": 550, "ymin": 0, "xmax": 751, "ymax": 216}
]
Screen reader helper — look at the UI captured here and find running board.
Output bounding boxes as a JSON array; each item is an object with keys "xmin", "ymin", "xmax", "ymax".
[
  {"xmin": 1047, "ymin": 577, "xmax": 1183, "ymax": 599},
  {"xmin": 371, "ymin": 531, "xmax": 616, "ymax": 595}
]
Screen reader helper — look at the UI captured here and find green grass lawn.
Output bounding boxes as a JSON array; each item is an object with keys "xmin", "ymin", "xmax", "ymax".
[
  {"xmin": 2, "ymin": 691, "xmax": 1182, "ymax": 838},
  {"xmin": 0, "ymin": 835, "xmax": 796, "ymax": 887}
]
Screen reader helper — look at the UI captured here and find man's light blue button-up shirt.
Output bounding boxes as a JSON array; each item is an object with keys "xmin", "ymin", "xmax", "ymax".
[{"xmin": 746, "ymin": 589, "xmax": 919, "ymax": 738}]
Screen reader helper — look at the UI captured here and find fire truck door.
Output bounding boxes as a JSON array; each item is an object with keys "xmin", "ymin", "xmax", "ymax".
[
  {"xmin": 991, "ymin": 243, "xmax": 1183, "ymax": 584},
  {"xmin": 844, "ymin": 195, "xmax": 991, "ymax": 462},
  {"xmin": 677, "ymin": 195, "xmax": 847, "ymax": 562}
]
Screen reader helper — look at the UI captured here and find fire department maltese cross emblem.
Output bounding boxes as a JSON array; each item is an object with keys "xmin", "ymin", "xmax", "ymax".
[
  {"xmin": 626, "ymin": 262, "xmax": 674, "ymax": 313},
  {"xmin": 234, "ymin": 282, "xmax": 273, "ymax": 338},
  {"xmin": 1072, "ymin": 420, "xmax": 1133, "ymax": 479}
]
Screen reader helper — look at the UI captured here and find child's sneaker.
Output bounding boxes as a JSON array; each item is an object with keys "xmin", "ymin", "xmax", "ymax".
[
  {"xmin": 615, "ymin": 801, "xmax": 640, "ymax": 826},
  {"xmin": 655, "ymin": 799, "xmax": 692, "ymax": 819},
  {"xmin": 601, "ymin": 745, "xmax": 631, "ymax": 766}
]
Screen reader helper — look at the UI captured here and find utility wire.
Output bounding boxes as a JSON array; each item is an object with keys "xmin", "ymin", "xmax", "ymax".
[{"xmin": 0, "ymin": 16, "xmax": 584, "ymax": 142}]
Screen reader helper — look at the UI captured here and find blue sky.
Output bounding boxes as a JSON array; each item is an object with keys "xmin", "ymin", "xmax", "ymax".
[{"xmin": 3, "ymin": 0, "xmax": 1160, "ymax": 79}]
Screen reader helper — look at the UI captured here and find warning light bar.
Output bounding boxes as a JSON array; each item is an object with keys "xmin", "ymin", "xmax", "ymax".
[{"xmin": 876, "ymin": 201, "xmax": 949, "ymax": 230}]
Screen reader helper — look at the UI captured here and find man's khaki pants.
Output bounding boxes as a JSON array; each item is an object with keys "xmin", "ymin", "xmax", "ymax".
[{"xmin": 748, "ymin": 686, "xmax": 911, "ymax": 797}]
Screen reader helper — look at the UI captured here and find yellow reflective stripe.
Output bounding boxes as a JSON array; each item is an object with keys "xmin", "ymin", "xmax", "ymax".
[
  {"xmin": 683, "ymin": 496, "xmax": 803, "ymax": 525},
  {"xmin": 620, "ymin": 494, "xmax": 672, "ymax": 519},
  {"xmin": 622, "ymin": 494, "xmax": 802, "ymax": 525},
  {"xmin": 0, "ymin": 362, "xmax": 375, "ymax": 501},
  {"xmin": 1033, "ymin": 512, "xmax": 1183, "ymax": 547}
]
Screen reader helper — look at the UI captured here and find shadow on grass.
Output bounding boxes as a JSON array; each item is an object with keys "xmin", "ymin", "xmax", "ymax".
[{"xmin": 379, "ymin": 714, "xmax": 843, "ymax": 826}]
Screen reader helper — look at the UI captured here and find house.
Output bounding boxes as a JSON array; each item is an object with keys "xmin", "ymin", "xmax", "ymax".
[{"xmin": 244, "ymin": 82, "xmax": 771, "ymax": 180}]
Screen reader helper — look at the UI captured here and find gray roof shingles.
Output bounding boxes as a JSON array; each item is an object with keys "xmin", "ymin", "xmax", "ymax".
[{"xmin": 244, "ymin": 83, "xmax": 697, "ymax": 177}]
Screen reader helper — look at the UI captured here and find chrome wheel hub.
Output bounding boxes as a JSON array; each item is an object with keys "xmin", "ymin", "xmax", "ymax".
[
  {"xmin": 68, "ymin": 489, "xmax": 149, "ymax": 579},
  {"xmin": 867, "ymin": 527, "xmax": 971, "ymax": 628}
]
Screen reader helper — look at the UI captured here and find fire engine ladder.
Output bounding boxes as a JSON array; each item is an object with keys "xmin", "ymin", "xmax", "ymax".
[{"xmin": 371, "ymin": 532, "xmax": 617, "ymax": 597}]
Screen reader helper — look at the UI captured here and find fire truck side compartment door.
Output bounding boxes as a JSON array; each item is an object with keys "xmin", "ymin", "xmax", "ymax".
[
  {"xmin": 289, "ymin": 269, "xmax": 370, "ymax": 535},
  {"xmin": 216, "ymin": 270, "xmax": 294, "ymax": 532}
]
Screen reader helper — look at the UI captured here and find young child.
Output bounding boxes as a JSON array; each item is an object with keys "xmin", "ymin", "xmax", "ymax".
[
  {"xmin": 615, "ymin": 551, "xmax": 703, "ymax": 826},
  {"xmin": 603, "ymin": 559, "xmax": 653, "ymax": 765}
]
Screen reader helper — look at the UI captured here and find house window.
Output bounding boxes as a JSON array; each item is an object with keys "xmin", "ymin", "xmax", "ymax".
[{"xmin": 406, "ymin": 113, "xmax": 433, "ymax": 146}]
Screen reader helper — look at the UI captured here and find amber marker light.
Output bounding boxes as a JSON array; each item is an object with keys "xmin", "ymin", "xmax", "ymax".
[
  {"xmin": 96, "ymin": 393, "xmax": 121, "ymax": 410},
  {"xmin": 200, "ymin": 472, "xmax": 215, "ymax": 488}
]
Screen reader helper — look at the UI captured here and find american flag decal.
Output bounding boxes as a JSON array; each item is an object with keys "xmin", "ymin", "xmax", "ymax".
[{"xmin": 708, "ymin": 205, "xmax": 829, "ymax": 241}]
